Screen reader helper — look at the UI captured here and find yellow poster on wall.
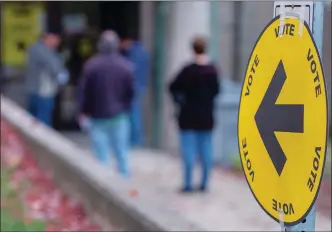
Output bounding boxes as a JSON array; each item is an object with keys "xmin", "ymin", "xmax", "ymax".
[
  {"xmin": 78, "ymin": 38, "xmax": 93, "ymax": 59},
  {"xmin": 1, "ymin": 2, "xmax": 45, "ymax": 67}
]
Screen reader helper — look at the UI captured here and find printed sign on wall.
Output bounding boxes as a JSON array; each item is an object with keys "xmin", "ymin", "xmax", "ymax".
[{"xmin": 1, "ymin": 2, "xmax": 45, "ymax": 67}]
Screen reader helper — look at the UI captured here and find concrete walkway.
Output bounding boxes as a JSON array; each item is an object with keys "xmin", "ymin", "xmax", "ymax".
[{"xmin": 63, "ymin": 132, "xmax": 331, "ymax": 231}]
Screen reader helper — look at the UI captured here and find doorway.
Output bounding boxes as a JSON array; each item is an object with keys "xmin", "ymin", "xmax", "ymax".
[
  {"xmin": 53, "ymin": 2, "xmax": 140, "ymax": 131},
  {"xmin": 99, "ymin": 2, "xmax": 139, "ymax": 38}
]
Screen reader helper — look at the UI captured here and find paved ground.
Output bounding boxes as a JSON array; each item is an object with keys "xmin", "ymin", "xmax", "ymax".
[{"xmin": 62, "ymin": 132, "xmax": 331, "ymax": 231}]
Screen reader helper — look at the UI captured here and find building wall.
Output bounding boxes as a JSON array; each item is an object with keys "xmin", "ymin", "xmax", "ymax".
[
  {"xmin": 238, "ymin": 2, "xmax": 273, "ymax": 81},
  {"xmin": 139, "ymin": 1, "xmax": 155, "ymax": 145},
  {"xmin": 219, "ymin": 2, "xmax": 235, "ymax": 80}
]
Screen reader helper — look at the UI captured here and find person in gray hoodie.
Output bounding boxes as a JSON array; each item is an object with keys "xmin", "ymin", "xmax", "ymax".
[
  {"xmin": 25, "ymin": 32, "xmax": 68, "ymax": 126},
  {"xmin": 77, "ymin": 30, "xmax": 134, "ymax": 177}
]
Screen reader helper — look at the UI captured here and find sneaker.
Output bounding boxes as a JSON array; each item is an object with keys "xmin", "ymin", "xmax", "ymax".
[
  {"xmin": 179, "ymin": 186, "xmax": 193, "ymax": 193},
  {"xmin": 197, "ymin": 185, "xmax": 208, "ymax": 192}
]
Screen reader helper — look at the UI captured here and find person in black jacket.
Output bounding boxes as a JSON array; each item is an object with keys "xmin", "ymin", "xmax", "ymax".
[{"xmin": 169, "ymin": 36, "xmax": 220, "ymax": 193}]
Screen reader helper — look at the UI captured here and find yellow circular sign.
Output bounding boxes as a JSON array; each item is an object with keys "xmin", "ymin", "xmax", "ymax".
[{"xmin": 238, "ymin": 16, "xmax": 328, "ymax": 226}]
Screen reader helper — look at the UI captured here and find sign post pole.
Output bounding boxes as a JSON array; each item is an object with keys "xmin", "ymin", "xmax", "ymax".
[
  {"xmin": 281, "ymin": 2, "xmax": 325, "ymax": 232},
  {"xmin": 283, "ymin": 206, "xmax": 316, "ymax": 231},
  {"xmin": 312, "ymin": 2, "xmax": 325, "ymax": 54}
]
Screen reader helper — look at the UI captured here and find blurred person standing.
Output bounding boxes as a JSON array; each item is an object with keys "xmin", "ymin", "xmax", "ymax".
[
  {"xmin": 169, "ymin": 36, "xmax": 220, "ymax": 193},
  {"xmin": 25, "ymin": 32, "xmax": 68, "ymax": 126},
  {"xmin": 77, "ymin": 30, "xmax": 134, "ymax": 177},
  {"xmin": 120, "ymin": 33, "xmax": 149, "ymax": 148}
]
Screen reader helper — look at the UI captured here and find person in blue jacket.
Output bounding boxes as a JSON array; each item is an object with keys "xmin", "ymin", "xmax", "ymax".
[{"xmin": 120, "ymin": 33, "xmax": 149, "ymax": 147}]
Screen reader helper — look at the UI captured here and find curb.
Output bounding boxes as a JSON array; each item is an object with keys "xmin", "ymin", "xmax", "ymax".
[{"xmin": 1, "ymin": 96, "xmax": 203, "ymax": 231}]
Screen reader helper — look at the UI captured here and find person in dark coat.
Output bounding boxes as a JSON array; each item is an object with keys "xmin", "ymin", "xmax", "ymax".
[
  {"xmin": 169, "ymin": 36, "xmax": 220, "ymax": 192},
  {"xmin": 77, "ymin": 30, "xmax": 134, "ymax": 177}
]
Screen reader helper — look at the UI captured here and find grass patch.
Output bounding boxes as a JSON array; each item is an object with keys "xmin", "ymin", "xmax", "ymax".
[{"xmin": 1, "ymin": 167, "xmax": 46, "ymax": 231}]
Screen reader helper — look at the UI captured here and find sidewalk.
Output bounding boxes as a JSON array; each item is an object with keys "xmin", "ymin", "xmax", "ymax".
[{"xmin": 63, "ymin": 132, "xmax": 331, "ymax": 231}]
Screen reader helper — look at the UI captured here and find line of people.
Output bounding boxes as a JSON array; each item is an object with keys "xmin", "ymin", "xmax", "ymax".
[
  {"xmin": 25, "ymin": 31, "xmax": 147, "ymax": 149},
  {"xmin": 25, "ymin": 30, "xmax": 221, "ymax": 193}
]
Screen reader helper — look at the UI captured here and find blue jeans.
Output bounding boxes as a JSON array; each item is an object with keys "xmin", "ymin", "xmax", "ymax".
[
  {"xmin": 129, "ymin": 96, "xmax": 144, "ymax": 147},
  {"xmin": 180, "ymin": 130, "xmax": 213, "ymax": 189},
  {"xmin": 89, "ymin": 114, "xmax": 130, "ymax": 175},
  {"xmin": 27, "ymin": 94, "xmax": 54, "ymax": 126}
]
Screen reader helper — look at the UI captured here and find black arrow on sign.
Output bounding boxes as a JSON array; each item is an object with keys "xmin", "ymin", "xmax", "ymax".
[{"xmin": 255, "ymin": 61, "xmax": 304, "ymax": 176}]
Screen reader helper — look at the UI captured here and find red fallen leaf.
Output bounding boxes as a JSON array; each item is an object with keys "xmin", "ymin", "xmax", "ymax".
[
  {"xmin": 129, "ymin": 189, "xmax": 138, "ymax": 198},
  {"xmin": 24, "ymin": 216, "xmax": 32, "ymax": 224},
  {"xmin": 11, "ymin": 170, "xmax": 26, "ymax": 183},
  {"xmin": 24, "ymin": 190, "xmax": 42, "ymax": 205},
  {"xmin": 2, "ymin": 151, "xmax": 23, "ymax": 168},
  {"xmin": 12, "ymin": 209, "xmax": 24, "ymax": 219},
  {"xmin": 61, "ymin": 207, "xmax": 87, "ymax": 227},
  {"xmin": 244, "ymin": 216, "xmax": 260, "ymax": 225}
]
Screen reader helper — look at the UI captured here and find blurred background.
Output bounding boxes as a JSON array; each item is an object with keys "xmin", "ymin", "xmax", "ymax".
[{"xmin": 0, "ymin": 1, "xmax": 331, "ymax": 166}]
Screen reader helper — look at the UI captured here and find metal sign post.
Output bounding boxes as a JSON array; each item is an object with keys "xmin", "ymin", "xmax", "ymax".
[{"xmin": 272, "ymin": 1, "xmax": 326, "ymax": 232}]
